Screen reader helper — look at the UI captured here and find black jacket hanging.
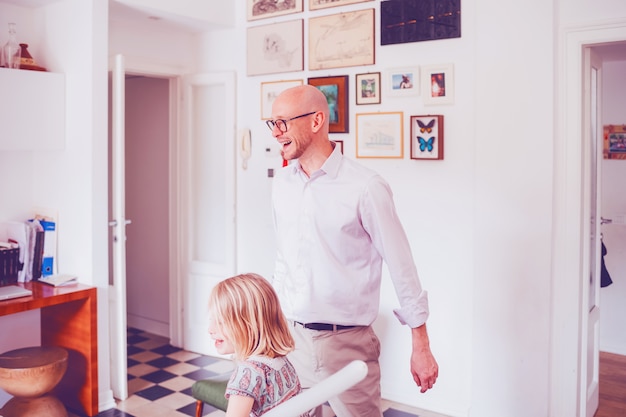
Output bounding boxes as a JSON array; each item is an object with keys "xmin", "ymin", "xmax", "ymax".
[{"xmin": 600, "ymin": 240, "xmax": 613, "ymax": 288}]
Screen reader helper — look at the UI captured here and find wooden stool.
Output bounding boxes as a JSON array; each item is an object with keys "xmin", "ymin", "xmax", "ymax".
[{"xmin": 0, "ymin": 346, "xmax": 68, "ymax": 417}]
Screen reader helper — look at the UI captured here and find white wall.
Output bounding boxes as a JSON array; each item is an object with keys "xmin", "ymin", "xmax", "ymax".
[
  {"xmin": 600, "ymin": 59, "xmax": 626, "ymax": 355},
  {"xmin": 0, "ymin": 0, "xmax": 114, "ymax": 411}
]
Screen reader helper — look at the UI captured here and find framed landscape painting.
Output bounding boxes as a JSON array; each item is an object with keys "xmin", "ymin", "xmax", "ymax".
[{"xmin": 308, "ymin": 75, "xmax": 349, "ymax": 133}]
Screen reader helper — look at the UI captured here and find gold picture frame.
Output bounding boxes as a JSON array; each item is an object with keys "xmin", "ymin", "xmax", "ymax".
[
  {"xmin": 356, "ymin": 112, "xmax": 404, "ymax": 159},
  {"xmin": 247, "ymin": 20, "xmax": 304, "ymax": 76},
  {"xmin": 310, "ymin": 0, "xmax": 373, "ymax": 11},
  {"xmin": 247, "ymin": 0, "xmax": 303, "ymax": 21},
  {"xmin": 308, "ymin": 9, "xmax": 375, "ymax": 71}
]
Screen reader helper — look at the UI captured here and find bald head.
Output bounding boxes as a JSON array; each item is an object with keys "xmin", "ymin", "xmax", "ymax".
[
  {"xmin": 273, "ymin": 85, "xmax": 329, "ymax": 122},
  {"xmin": 270, "ymin": 85, "xmax": 334, "ymax": 174}
]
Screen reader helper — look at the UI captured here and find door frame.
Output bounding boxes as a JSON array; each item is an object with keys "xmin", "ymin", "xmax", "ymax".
[
  {"xmin": 551, "ymin": 20, "xmax": 626, "ymax": 417},
  {"xmin": 111, "ymin": 55, "xmax": 185, "ymax": 347}
]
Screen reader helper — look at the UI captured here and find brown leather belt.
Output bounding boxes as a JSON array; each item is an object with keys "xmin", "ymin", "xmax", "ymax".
[{"xmin": 295, "ymin": 322, "xmax": 357, "ymax": 331}]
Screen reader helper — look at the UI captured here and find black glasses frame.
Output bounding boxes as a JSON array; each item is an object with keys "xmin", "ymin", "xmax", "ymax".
[{"xmin": 266, "ymin": 111, "xmax": 316, "ymax": 133}]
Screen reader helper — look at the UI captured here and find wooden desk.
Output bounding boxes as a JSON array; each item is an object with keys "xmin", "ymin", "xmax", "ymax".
[{"xmin": 0, "ymin": 282, "xmax": 98, "ymax": 416}]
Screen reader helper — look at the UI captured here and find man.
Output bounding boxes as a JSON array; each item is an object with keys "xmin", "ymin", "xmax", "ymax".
[{"xmin": 269, "ymin": 85, "xmax": 438, "ymax": 416}]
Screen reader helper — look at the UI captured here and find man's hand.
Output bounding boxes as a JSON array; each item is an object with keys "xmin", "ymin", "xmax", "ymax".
[{"xmin": 410, "ymin": 324, "xmax": 439, "ymax": 393}]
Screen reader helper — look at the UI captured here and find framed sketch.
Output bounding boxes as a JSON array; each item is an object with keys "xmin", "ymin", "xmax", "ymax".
[
  {"xmin": 410, "ymin": 115, "xmax": 444, "ymax": 160},
  {"xmin": 356, "ymin": 112, "xmax": 404, "ymax": 159},
  {"xmin": 421, "ymin": 63, "xmax": 455, "ymax": 105},
  {"xmin": 247, "ymin": 0, "xmax": 303, "ymax": 21},
  {"xmin": 309, "ymin": 9, "xmax": 375, "ymax": 71},
  {"xmin": 386, "ymin": 67, "xmax": 420, "ymax": 97},
  {"xmin": 261, "ymin": 79, "xmax": 304, "ymax": 120},
  {"xmin": 356, "ymin": 72, "xmax": 381, "ymax": 105},
  {"xmin": 308, "ymin": 75, "xmax": 349, "ymax": 133},
  {"xmin": 310, "ymin": 0, "xmax": 373, "ymax": 11},
  {"xmin": 247, "ymin": 20, "xmax": 304, "ymax": 76},
  {"xmin": 603, "ymin": 124, "xmax": 626, "ymax": 160},
  {"xmin": 334, "ymin": 140, "xmax": 344, "ymax": 154}
]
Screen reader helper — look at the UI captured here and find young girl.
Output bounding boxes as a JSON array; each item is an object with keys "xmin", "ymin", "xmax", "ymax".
[{"xmin": 208, "ymin": 273, "xmax": 308, "ymax": 417}]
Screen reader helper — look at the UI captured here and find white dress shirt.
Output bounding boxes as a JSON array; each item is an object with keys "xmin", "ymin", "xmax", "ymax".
[{"xmin": 271, "ymin": 144, "xmax": 429, "ymax": 328}]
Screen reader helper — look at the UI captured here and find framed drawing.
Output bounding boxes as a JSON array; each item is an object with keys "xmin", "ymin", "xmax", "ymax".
[
  {"xmin": 386, "ymin": 67, "xmax": 420, "ymax": 97},
  {"xmin": 261, "ymin": 79, "xmax": 303, "ymax": 120},
  {"xmin": 603, "ymin": 124, "xmax": 626, "ymax": 160},
  {"xmin": 380, "ymin": 0, "xmax": 461, "ymax": 45},
  {"xmin": 421, "ymin": 63, "xmax": 454, "ymax": 105},
  {"xmin": 309, "ymin": 9, "xmax": 375, "ymax": 71},
  {"xmin": 356, "ymin": 112, "xmax": 404, "ymax": 159},
  {"xmin": 410, "ymin": 115, "xmax": 444, "ymax": 160},
  {"xmin": 334, "ymin": 140, "xmax": 344, "ymax": 154},
  {"xmin": 356, "ymin": 72, "xmax": 381, "ymax": 105},
  {"xmin": 247, "ymin": 20, "xmax": 304, "ymax": 76},
  {"xmin": 247, "ymin": 0, "xmax": 303, "ymax": 21},
  {"xmin": 308, "ymin": 75, "xmax": 349, "ymax": 133},
  {"xmin": 310, "ymin": 0, "xmax": 373, "ymax": 11}
]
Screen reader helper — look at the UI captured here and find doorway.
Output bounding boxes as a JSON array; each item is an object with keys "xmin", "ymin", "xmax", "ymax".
[
  {"xmin": 124, "ymin": 75, "xmax": 170, "ymax": 338},
  {"xmin": 592, "ymin": 40, "xmax": 626, "ymax": 415},
  {"xmin": 551, "ymin": 25, "xmax": 626, "ymax": 417}
]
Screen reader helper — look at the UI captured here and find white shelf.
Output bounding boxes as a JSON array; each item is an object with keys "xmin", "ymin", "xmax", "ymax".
[{"xmin": 0, "ymin": 67, "xmax": 65, "ymax": 150}]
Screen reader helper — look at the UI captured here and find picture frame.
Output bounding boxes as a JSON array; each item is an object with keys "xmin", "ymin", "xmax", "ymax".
[
  {"xmin": 247, "ymin": 20, "xmax": 304, "ymax": 76},
  {"xmin": 309, "ymin": 9, "xmax": 375, "ymax": 71},
  {"xmin": 380, "ymin": 0, "xmax": 461, "ymax": 45},
  {"xmin": 247, "ymin": 0, "xmax": 303, "ymax": 21},
  {"xmin": 260, "ymin": 79, "xmax": 304, "ymax": 120},
  {"xmin": 355, "ymin": 72, "xmax": 381, "ymax": 105},
  {"xmin": 310, "ymin": 0, "xmax": 373, "ymax": 11},
  {"xmin": 410, "ymin": 115, "xmax": 444, "ymax": 160},
  {"xmin": 386, "ymin": 67, "xmax": 420, "ymax": 97},
  {"xmin": 603, "ymin": 124, "xmax": 626, "ymax": 160},
  {"xmin": 421, "ymin": 63, "xmax": 455, "ymax": 105},
  {"xmin": 334, "ymin": 140, "xmax": 344, "ymax": 154},
  {"xmin": 308, "ymin": 75, "xmax": 349, "ymax": 133},
  {"xmin": 356, "ymin": 112, "xmax": 404, "ymax": 159}
]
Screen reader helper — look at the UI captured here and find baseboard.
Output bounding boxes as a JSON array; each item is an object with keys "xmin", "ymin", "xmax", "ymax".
[{"xmin": 127, "ymin": 314, "xmax": 169, "ymax": 338}]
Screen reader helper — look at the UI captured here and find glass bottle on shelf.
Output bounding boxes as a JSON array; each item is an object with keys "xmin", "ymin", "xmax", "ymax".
[{"xmin": 2, "ymin": 23, "xmax": 22, "ymax": 69}]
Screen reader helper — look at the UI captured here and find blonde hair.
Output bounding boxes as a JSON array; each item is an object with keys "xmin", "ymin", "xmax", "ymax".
[{"xmin": 208, "ymin": 273, "xmax": 295, "ymax": 360}]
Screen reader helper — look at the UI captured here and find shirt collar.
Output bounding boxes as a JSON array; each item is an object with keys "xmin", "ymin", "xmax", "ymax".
[{"xmin": 289, "ymin": 141, "xmax": 343, "ymax": 179}]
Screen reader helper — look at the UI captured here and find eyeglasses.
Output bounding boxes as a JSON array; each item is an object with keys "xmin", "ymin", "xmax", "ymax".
[{"xmin": 266, "ymin": 111, "xmax": 316, "ymax": 133}]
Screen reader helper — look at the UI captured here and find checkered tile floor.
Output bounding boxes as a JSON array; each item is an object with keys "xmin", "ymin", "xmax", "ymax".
[{"xmin": 69, "ymin": 328, "xmax": 442, "ymax": 417}]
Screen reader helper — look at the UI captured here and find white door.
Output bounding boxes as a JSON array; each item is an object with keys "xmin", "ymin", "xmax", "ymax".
[
  {"xmin": 582, "ymin": 47, "xmax": 602, "ymax": 417},
  {"xmin": 109, "ymin": 54, "xmax": 129, "ymax": 400},
  {"xmin": 181, "ymin": 72, "xmax": 237, "ymax": 356}
]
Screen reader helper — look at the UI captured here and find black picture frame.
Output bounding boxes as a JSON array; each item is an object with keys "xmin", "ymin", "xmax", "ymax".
[{"xmin": 381, "ymin": 0, "xmax": 461, "ymax": 45}]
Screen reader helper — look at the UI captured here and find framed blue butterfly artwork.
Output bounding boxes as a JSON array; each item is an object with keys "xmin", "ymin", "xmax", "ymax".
[{"xmin": 410, "ymin": 115, "xmax": 444, "ymax": 160}]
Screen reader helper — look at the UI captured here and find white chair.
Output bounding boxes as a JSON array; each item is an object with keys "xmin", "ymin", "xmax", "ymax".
[{"xmin": 263, "ymin": 359, "xmax": 368, "ymax": 417}]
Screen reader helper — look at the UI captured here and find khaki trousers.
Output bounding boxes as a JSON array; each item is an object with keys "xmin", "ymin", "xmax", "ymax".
[{"xmin": 288, "ymin": 323, "xmax": 383, "ymax": 417}]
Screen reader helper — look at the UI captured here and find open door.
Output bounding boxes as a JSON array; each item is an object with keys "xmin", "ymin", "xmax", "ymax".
[
  {"xmin": 109, "ymin": 54, "xmax": 129, "ymax": 400},
  {"xmin": 181, "ymin": 72, "xmax": 237, "ymax": 356},
  {"xmin": 582, "ymin": 46, "xmax": 602, "ymax": 417}
]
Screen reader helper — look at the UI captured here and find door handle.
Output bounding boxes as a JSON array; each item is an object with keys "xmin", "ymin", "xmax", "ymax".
[
  {"xmin": 108, "ymin": 219, "xmax": 132, "ymax": 227},
  {"xmin": 601, "ymin": 217, "xmax": 612, "ymax": 225}
]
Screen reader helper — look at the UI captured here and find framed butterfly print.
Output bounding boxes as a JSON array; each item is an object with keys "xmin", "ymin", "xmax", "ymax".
[
  {"xmin": 421, "ymin": 63, "xmax": 455, "ymax": 105},
  {"xmin": 410, "ymin": 115, "xmax": 444, "ymax": 160}
]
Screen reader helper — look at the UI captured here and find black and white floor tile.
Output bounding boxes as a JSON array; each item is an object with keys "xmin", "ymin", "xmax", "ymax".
[{"xmin": 68, "ymin": 328, "xmax": 443, "ymax": 417}]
